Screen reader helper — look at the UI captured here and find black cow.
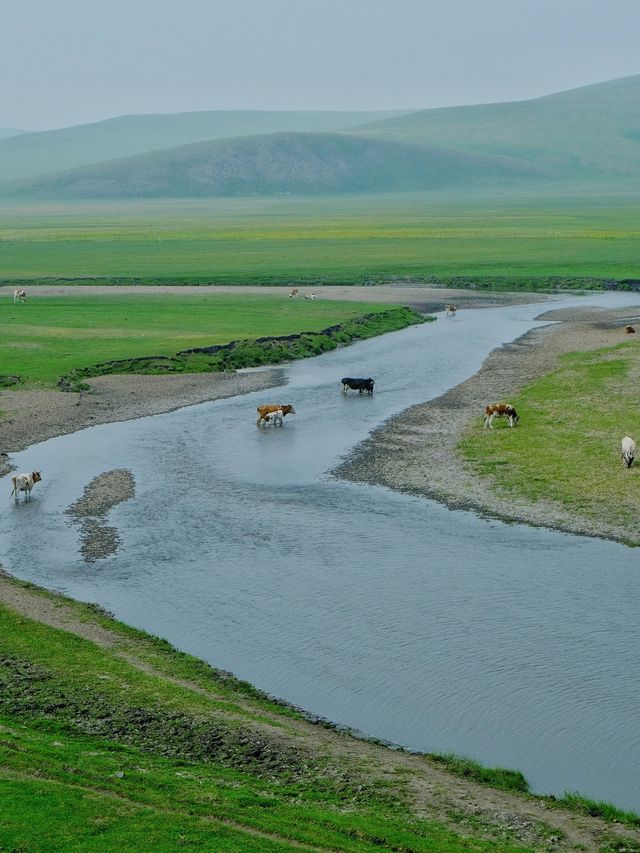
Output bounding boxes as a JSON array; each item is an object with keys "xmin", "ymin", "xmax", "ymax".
[{"xmin": 341, "ymin": 377, "xmax": 375, "ymax": 394}]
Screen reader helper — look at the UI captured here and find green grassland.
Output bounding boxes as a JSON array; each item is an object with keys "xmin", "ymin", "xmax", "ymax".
[
  {"xmin": 0, "ymin": 293, "xmax": 404, "ymax": 387},
  {"xmin": 2, "ymin": 576, "xmax": 638, "ymax": 852},
  {"xmin": 458, "ymin": 341, "xmax": 640, "ymax": 542},
  {"xmin": 1, "ymin": 191, "xmax": 639, "ymax": 285}
]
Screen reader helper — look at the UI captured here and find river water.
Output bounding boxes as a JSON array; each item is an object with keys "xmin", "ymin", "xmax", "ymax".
[{"xmin": 2, "ymin": 293, "xmax": 639, "ymax": 810}]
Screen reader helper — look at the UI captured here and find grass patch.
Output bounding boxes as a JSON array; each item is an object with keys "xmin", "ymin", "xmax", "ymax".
[
  {"xmin": 557, "ymin": 792, "xmax": 640, "ymax": 828},
  {"xmin": 0, "ymin": 293, "xmax": 419, "ymax": 388},
  {"xmin": 458, "ymin": 341, "xmax": 640, "ymax": 541},
  {"xmin": 428, "ymin": 753, "xmax": 529, "ymax": 794}
]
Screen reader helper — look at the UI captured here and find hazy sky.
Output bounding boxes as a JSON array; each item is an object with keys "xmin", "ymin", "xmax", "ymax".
[{"xmin": 3, "ymin": 0, "xmax": 640, "ymax": 130}]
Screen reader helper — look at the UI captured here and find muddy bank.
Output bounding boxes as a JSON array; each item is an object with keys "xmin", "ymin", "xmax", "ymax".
[
  {"xmin": 0, "ymin": 368, "xmax": 283, "ymax": 473},
  {"xmin": 336, "ymin": 304, "xmax": 640, "ymax": 543}
]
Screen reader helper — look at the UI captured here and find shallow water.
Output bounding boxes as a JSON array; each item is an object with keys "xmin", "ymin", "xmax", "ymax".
[{"xmin": 2, "ymin": 293, "xmax": 640, "ymax": 810}]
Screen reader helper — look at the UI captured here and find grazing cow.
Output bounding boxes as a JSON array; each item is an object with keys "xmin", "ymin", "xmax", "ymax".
[
  {"xmin": 257, "ymin": 403, "xmax": 296, "ymax": 427},
  {"xmin": 483, "ymin": 403, "xmax": 519, "ymax": 429},
  {"xmin": 289, "ymin": 288, "xmax": 299, "ymax": 298},
  {"xmin": 13, "ymin": 288, "xmax": 26, "ymax": 303},
  {"xmin": 622, "ymin": 436, "xmax": 636, "ymax": 468},
  {"xmin": 341, "ymin": 377, "xmax": 375, "ymax": 394},
  {"xmin": 445, "ymin": 304, "xmax": 457, "ymax": 317},
  {"xmin": 10, "ymin": 471, "xmax": 41, "ymax": 502},
  {"xmin": 304, "ymin": 292, "xmax": 317, "ymax": 300},
  {"xmin": 625, "ymin": 325, "xmax": 636, "ymax": 334}
]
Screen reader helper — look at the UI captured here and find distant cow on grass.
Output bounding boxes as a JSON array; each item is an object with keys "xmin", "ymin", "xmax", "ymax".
[
  {"xmin": 13, "ymin": 288, "xmax": 26, "ymax": 303},
  {"xmin": 483, "ymin": 403, "xmax": 519, "ymax": 429},
  {"xmin": 304, "ymin": 292, "xmax": 317, "ymax": 300},
  {"xmin": 10, "ymin": 471, "xmax": 41, "ymax": 502},
  {"xmin": 289, "ymin": 288, "xmax": 299, "ymax": 298},
  {"xmin": 257, "ymin": 403, "xmax": 296, "ymax": 427},
  {"xmin": 341, "ymin": 377, "xmax": 375, "ymax": 394},
  {"xmin": 622, "ymin": 436, "xmax": 636, "ymax": 468}
]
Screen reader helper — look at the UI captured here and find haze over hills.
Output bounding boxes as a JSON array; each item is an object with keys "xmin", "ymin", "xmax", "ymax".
[
  {"xmin": 356, "ymin": 74, "xmax": 640, "ymax": 179},
  {"xmin": 2, "ymin": 74, "xmax": 639, "ymax": 200},
  {"xmin": 0, "ymin": 132, "xmax": 542, "ymax": 199},
  {"xmin": 0, "ymin": 109, "xmax": 408, "ymax": 184}
]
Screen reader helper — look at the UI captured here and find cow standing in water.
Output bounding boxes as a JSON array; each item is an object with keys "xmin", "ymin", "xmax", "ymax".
[
  {"xmin": 257, "ymin": 404, "xmax": 296, "ymax": 427},
  {"xmin": 10, "ymin": 471, "xmax": 41, "ymax": 502},
  {"xmin": 341, "ymin": 377, "xmax": 375, "ymax": 394}
]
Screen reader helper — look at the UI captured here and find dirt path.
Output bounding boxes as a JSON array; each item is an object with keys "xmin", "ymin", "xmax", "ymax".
[{"xmin": 337, "ymin": 304, "xmax": 640, "ymax": 543}]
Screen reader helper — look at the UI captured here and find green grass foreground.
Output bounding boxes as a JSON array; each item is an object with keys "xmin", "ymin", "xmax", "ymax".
[
  {"xmin": 0, "ymin": 580, "xmax": 543, "ymax": 853},
  {"xmin": 0, "ymin": 293, "xmax": 417, "ymax": 388},
  {"xmin": 2, "ymin": 191, "xmax": 640, "ymax": 284},
  {"xmin": 458, "ymin": 340, "xmax": 640, "ymax": 542}
]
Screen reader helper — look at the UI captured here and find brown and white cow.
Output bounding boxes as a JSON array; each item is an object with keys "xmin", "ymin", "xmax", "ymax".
[
  {"xmin": 445, "ymin": 304, "xmax": 457, "ymax": 317},
  {"xmin": 257, "ymin": 403, "xmax": 296, "ymax": 427},
  {"xmin": 483, "ymin": 403, "xmax": 519, "ymax": 430},
  {"xmin": 10, "ymin": 471, "xmax": 41, "ymax": 501},
  {"xmin": 13, "ymin": 288, "xmax": 26, "ymax": 303},
  {"xmin": 289, "ymin": 288, "xmax": 299, "ymax": 298}
]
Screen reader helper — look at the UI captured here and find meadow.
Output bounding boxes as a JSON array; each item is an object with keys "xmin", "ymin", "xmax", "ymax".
[
  {"xmin": 458, "ymin": 340, "xmax": 640, "ymax": 542},
  {"xmin": 1, "ymin": 190, "xmax": 640, "ymax": 285},
  {"xmin": 0, "ymin": 293, "xmax": 397, "ymax": 387}
]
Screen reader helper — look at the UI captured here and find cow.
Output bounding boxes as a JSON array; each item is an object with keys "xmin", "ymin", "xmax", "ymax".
[
  {"xmin": 304, "ymin": 293, "xmax": 317, "ymax": 300},
  {"xmin": 10, "ymin": 471, "xmax": 42, "ymax": 502},
  {"xmin": 622, "ymin": 436, "xmax": 636, "ymax": 468},
  {"xmin": 341, "ymin": 377, "xmax": 375, "ymax": 394},
  {"xmin": 289, "ymin": 288, "xmax": 299, "ymax": 298},
  {"xmin": 625, "ymin": 325, "xmax": 636, "ymax": 334},
  {"xmin": 483, "ymin": 403, "xmax": 519, "ymax": 429},
  {"xmin": 257, "ymin": 403, "xmax": 296, "ymax": 427},
  {"xmin": 445, "ymin": 304, "xmax": 457, "ymax": 317},
  {"xmin": 13, "ymin": 288, "xmax": 26, "ymax": 303},
  {"xmin": 262, "ymin": 409, "xmax": 284, "ymax": 427}
]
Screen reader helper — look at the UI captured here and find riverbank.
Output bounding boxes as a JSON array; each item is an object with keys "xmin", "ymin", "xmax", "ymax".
[
  {"xmin": 337, "ymin": 303, "xmax": 640, "ymax": 544},
  {"xmin": 1, "ymin": 569, "xmax": 638, "ymax": 852},
  {"xmin": 0, "ymin": 285, "xmax": 541, "ymax": 473}
]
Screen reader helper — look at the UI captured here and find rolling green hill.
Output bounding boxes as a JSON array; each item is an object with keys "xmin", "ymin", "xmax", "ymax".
[
  {"xmin": 0, "ymin": 110, "xmax": 407, "ymax": 183},
  {"xmin": 355, "ymin": 74, "xmax": 640, "ymax": 180},
  {"xmin": 0, "ymin": 131, "xmax": 542, "ymax": 199}
]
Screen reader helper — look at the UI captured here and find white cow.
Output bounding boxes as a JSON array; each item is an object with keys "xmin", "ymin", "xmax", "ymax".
[
  {"xmin": 621, "ymin": 436, "xmax": 636, "ymax": 468},
  {"xmin": 10, "ymin": 471, "xmax": 42, "ymax": 502},
  {"xmin": 304, "ymin": 293, "xmax": 317, "ymax": 300},
  {"xmin": 13, "ymin": 288, "xmax": 26, "ymax": 303},
  {"xmin": 261, "ymin": 409, "xmax": 284, "ymax": 427}
]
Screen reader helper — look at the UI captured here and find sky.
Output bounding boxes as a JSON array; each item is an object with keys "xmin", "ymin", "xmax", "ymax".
[{"xmin": 3, "ymin": 0, "xmax": 640, "ymax": 130}]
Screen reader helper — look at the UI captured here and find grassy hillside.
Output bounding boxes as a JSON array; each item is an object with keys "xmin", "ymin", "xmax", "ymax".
[
  {"xmin": 1, "ymin": 573, "xmax": 638, "ymax": 851},
  {"xmin": 0, "ymin": 110, "xmax": 406, "ymax": 184},
  {"xmin": 356, "ymin": 75, "xmax": 640, "ymax": 182},
  {"xmin": 0, "ymin": 293, "xmax": 401, "ymax": 387},
  {"xmin": 1, "ymin": 192, "xmax": 640, "ymax": 284},
  {"xmin": 0, "ymin": 132, "xmax": 541, "ymax": 200}
]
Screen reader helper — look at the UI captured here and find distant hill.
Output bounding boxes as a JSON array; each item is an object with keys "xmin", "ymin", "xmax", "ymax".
[
  {"xmin": 0, "ymin": 110, "xmax": 408, "ymax": 183},
  {"xmin": 0, "ymin": 128, "xmax": 28, "ymax": 139},
  {"xmin": 0, "ymin": 132, "xmax": 543, "ymax": 199},
  {"xmin": 354, "ymin": 75, "xmax": 640, "ymax": 179}
]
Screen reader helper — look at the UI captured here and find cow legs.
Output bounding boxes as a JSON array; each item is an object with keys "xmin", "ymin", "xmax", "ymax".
[{"xmin": 483, "ymin": 414, "xmax": 493, "ymax": 430}]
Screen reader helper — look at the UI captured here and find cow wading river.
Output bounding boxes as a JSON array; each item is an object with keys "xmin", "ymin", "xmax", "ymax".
[{"xmin": 2, "ymin": 292, "xmax": 640, "ymax": 811}]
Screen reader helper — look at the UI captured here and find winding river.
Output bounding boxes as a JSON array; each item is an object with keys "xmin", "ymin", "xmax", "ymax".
[{"xmin": 2, "ymin": 293, "xmax": 640, "ymax": 811}]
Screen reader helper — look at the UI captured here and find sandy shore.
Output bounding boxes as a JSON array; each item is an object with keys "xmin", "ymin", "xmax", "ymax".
[{"xmin": 337, "ymin": 303, "xmax": 640, "ymax": 544}]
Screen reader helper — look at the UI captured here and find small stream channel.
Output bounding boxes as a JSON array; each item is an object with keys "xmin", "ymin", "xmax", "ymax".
[{"xmin": 2, "ymin": 293, "xmax": 639, "ymax": 810}]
